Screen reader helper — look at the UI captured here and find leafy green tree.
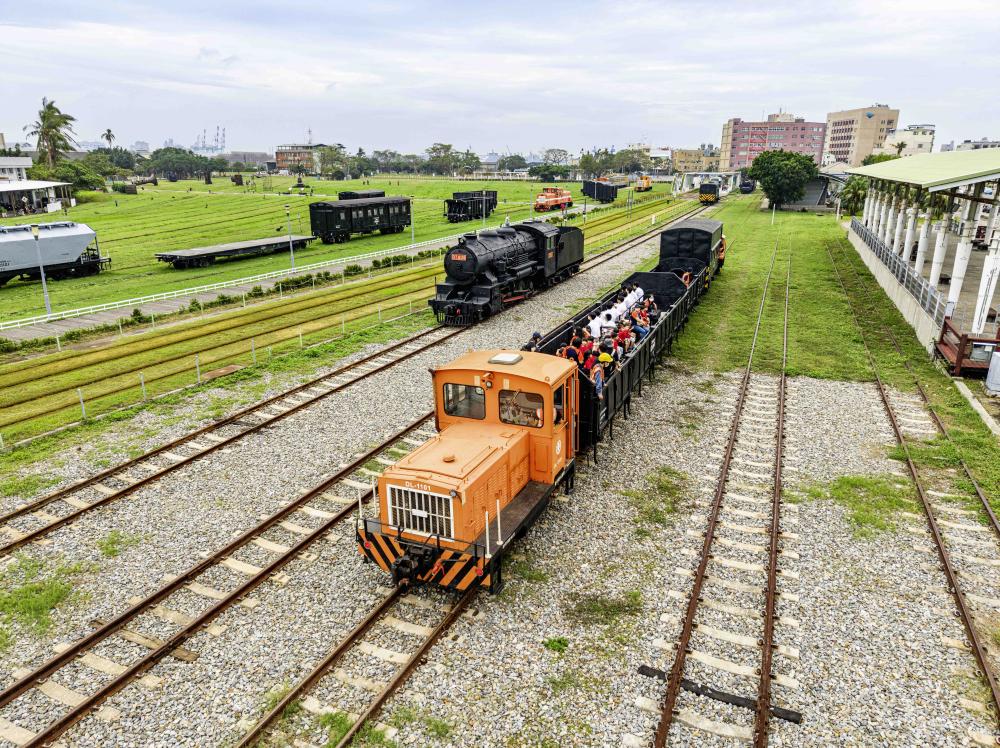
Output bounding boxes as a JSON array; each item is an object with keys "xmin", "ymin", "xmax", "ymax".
[
  {"xmin": 28, "ymin": 160, "xmax": 104, "ymax": 190},
  {"xmin": 24, "ymin": 97, "xmax": 78, "ymax": 168},
  {"xmin": 529, "ymin": 164, "xmax": 570, "ymax": 181},
  {"xmin": 147, "ymin": 147, "xmax": 209, "ymax": 178},
  {"xmin": 229, "ymin": 161, "xmax": 246, "ymax": 172},
  {"xmin": 317, "ymin": 145, "xmax": 348, "ymax": 178},
  {"xmin": 456, "ymin": 150, "xmax": 481, "ymax": 174},
  {"xmin": 207, "ymin": 156, "xmax": 228, "ymax": 175},
  {"xmin": 425, "ymin": 143, "xmax": 456, "ymax": 174},
  {"xmin": 372, "ymin": 149, "xmax": 400, "ymax": 173},
  {"xmin": 93, "ymin": 146, "xmax": 136, "ymax": 170},
  {"xmin": 861, "ymin": 152, "xmax": 898, "ymax": 166},
  {"xmin": 400, "ymin": 154, "xmax": 425, "ymax": 173},
  {"xmin": 498, "ymin": 154, "xmax": 527, "ymax": 171},
  {"xmin": 746, "ymin": 150, "xmax": 819, "ymax": 208},
  {"xmin": 80, "ymin": 151, "xmax": 115, "ymax": 177},
  {"xmin": 839, "ymin": 175, "xmax": 868, "ymax": 215},
  {"xmin": 611, "ymin": 148, "xmax": 651, "ymax": 174},
  {"xmin": 543, "ymin": 148, "xmax": 569, "ymax": 165}
]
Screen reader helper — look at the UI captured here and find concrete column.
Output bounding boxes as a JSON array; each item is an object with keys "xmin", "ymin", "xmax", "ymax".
[
  {"xmin": 971, "ymin": 235, "xmax": 1000, "ymax": 333},
  {"xmin": 901, "ymin": 208, "xmax": 918, "ymax": 261},
  {"xmin": 863, "ymin": 189, "xmax": 874, "ymax": 226},
  {"xmin": 914, "ymin": 215, "xmax": 932, "ymax": 275},
  {"xmin": 882, "ymin": 196, "xmax": 898, "ymax": 245},
  {"xmin": 892, "ymin": 203, "xmax": 907, "ymax": 255},
  {"xmin": 947, "ymin": 183, "xmax": 986, "ymax": 308},
  {"xmin": 929, "ymin": 220, "xmax": 948, "ymax": 287},
  {"xmin": 874, "ymin": 192, "xmax": 887, "ymax": 238}
]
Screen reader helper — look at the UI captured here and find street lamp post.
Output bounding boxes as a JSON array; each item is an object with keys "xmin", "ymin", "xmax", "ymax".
[
  {"xmin": 284, "ymin": 204, "xmax": 295, "ymax": 269},
  {"xmin": 411, "ymin": 196, "xmax": 415, "ymax": 244},
  {"xmin": 30, "ymin": 224, "xmax": 52, "ymax": 316}
]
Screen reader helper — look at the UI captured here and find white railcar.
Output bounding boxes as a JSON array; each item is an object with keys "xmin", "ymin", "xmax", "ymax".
[{"xmin": 0, "ymin": 222, "xmax": 108, "ymax": 286}]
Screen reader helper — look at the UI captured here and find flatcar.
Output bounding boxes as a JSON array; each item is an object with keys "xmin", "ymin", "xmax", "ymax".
[
  {"xmin": 739, "ymin": 179, "xmax": 756, "ymax": 194},
  {"xmin": 444, "ymin": 190, "xmax": 498, "ymax": 222},
  {"xmin": 309, "ymin": 197, "xmax": 411, "ymax": 244},
  {"xmin": 339, "ymin": 189, "xmax": 385, "ymax": 200},
  {"xmin": 428, "ymin": 221, "xmax": 583, "ymax": 325},
  {"xmin": 0, "ymin": 222, "xmax": 109, "ymax": 287},
  {"xmin": 699, "ymin": 181, "xmax": 720, "ymax": 204},
  {"xmin": 534, "ymin": 188, "xmax": 573, "ymax": 212},
  {"xmin": 358, "ymin": 218, "xmax": 724, "ymax": 593}
]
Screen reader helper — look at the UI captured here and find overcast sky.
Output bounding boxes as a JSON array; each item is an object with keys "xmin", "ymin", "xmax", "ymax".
[{"xmin": 2, "ymin": 0, "xmax": 998, "ymax": 155}]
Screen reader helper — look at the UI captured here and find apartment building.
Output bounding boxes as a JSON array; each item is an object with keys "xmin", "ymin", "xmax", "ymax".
[
  {"xmin": 823, "ymin": 104, "xmax": 899, "ymax": 166},
  {"xmin": 873, "ymin": 124, "xmax": 935, "ymax": 157},
  {"xmin": 672, "ymin": 147, "xmax": 720, "ymax": 174},
  {"xmin": 720, "ymin": 113, "xmax": 825, "ymax": 170}
]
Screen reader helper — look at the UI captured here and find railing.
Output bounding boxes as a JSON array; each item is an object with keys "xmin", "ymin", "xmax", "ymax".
[{"xmin": 850, "ymin": 218, "xmax": 948, "ymax": 326}]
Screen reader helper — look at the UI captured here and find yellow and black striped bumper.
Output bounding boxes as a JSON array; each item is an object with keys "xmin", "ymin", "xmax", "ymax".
[{"xmin": 357, "ymin": 528, "xmax": 492, "ymax": 591}]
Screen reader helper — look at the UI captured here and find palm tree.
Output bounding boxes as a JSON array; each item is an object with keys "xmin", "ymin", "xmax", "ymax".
[
  {"xmin": 24, "ymin": 98, "xmax": 78, "ymax": 169},
  {"xmin": 895, "ymin": 141, "xmax": 907, "ymax": 156},
  {"xmin": 102, "ymin": 129, "xmax": 115, "ymax": 148}
]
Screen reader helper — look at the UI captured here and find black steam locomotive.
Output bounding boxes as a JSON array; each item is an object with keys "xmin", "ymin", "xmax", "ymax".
[{"xmin": 429, "ymin": 220, "xmax": 584, "ymax": 325}]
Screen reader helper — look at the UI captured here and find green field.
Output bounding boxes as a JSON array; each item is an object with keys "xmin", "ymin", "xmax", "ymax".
[{"xmin": 0, "ymin": 176, "xmax": 670, "ymax": 321}]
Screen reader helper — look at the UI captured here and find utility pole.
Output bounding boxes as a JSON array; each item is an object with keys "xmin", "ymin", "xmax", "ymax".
[
  {"xmin": 411, "ymin": 196, "xmax": 415, "ymax": 243},
  {"xmin": 30, "ymin": 225, "xmax": 52, "ymax": 316},
  {"xmin": 285, "ymin": 204, "xmax": 295, "ymax": 268}
]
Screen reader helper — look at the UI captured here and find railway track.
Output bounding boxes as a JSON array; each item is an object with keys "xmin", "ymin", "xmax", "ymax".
[
  {"xmin": 0, "ymin": 200, "xmax": 712, "ymax": 558},
  {"xmin": 234, "ymin": 585, "xmax": 475, "ymax": 747},
  {"xmin": 650, "ymin": 240, "xmax": 801, "ymax": 746},
  {"xmin": 0, "ymin": 326, "xmax": 460, "ymax": 556},
  {"xmin": 828, "ymin": 243, "xmax": 1000, "ymax": 738},
  {"xmin": 0, "ymin": 414, "xmax": 439, "ymax": 746}
]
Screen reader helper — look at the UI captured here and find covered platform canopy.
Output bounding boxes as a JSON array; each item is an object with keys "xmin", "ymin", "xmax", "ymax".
[
  {"xmin": 847, "ymin": 151, "xmax": 1000, "ymax": 362},
  {"xmin": 0, "ymin": 180, "xmax": 73, "ymax": 216}
]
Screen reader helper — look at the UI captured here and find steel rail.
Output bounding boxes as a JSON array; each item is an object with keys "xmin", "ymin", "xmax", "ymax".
[
  {"xmin": 12, "ymin": 413, "xmax": 435, "ymax": 746},
  {"xmin": 826, "ymin": 242, "xmax": 1000, "ymax": 731},
  {"xmin": 753, "ymin": 256, "xmax": 790, "ymax": 747},
  {"xmin": 833, "ymin": 243, "xmax": 1000, "ymax": 540},
  {"xmin": 332, "ymin": 587, "xmax": 477, "ymax": 748},
  {"xmin": 654, "ymin": 237, "xmax": 781, "ymax": 746},
  {"xmin": 0, "ymin": 327, "xmax": 460, "ymax": 556}
]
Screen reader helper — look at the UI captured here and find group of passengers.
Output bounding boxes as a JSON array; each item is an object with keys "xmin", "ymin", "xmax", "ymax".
[{"xmin": 525, "ymin": 284, "xmax": 659, "ymax": 399}]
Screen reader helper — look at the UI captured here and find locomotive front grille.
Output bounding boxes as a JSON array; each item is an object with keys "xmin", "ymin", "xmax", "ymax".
[{"xmin": 387, "ymin": 486, "xmax": 454, "ymax": 539}]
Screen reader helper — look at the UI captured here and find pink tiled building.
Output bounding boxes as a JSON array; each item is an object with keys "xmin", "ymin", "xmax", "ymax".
[{"xmin": 720, "ymin": 113, "xmax": 826, "ymax": 170}]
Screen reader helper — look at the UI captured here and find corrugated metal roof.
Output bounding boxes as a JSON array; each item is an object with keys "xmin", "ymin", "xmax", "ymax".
[
  {"xmin": 846, "ymin": 150, "xmax": 1000, "ymax": 191},
  {"xmin": 0, "ymin": 180, "xmax": 71, "ymax": 193}
]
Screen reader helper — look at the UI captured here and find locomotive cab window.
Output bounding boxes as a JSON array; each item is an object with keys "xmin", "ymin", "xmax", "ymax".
[
  {"xmin": 442, "ymin": 383, "xmax": 485, "ymax": 420},
  {"xmin": 499, "ymin": 390, "xmax": 544, "ymax": 428},
  {"xmin": 553, "ymin": 385, "xmax": 564, "ymax": 425}
]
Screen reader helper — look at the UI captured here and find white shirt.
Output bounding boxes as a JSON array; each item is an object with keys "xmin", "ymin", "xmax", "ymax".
[
  {"xmin": 634, "ymin": 286, "xmax": 644, "ymax": 303},
  {"xmin": 600, "ymin": 312, "xmax": 616, "ymax": 335},
  {"xmin": 587, "ymin": 318, "xmax": 602, "ymax": 339}
]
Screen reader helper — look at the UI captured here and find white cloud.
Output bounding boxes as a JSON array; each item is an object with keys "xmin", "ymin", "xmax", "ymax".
[{"xmin": 1, "ymin": 1, "xmax": 998, "ymax": 152}]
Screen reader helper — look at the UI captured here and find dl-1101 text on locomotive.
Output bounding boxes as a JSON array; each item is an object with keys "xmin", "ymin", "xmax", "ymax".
[{"xmin": 428, "ymin": 221, "xmax": 584, "ymax": 325}]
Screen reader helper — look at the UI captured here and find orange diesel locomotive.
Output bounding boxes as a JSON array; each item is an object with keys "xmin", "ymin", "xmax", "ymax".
[
  {"xmin": 534, "ymin": 187, "xmax": 574, "ymax": 212},
  {"xmin": 358, "ymin": 350, "xmax": 577, "ymax": 593}
]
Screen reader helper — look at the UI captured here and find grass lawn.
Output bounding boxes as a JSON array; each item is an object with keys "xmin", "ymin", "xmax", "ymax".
[{"xmin": 0, "ymin": 176, "xmax": 671, "ymax": 321}]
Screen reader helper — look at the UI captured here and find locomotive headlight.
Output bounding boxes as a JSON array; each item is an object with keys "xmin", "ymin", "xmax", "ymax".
[{"xmin": 450, "ymin": 490, "xmax": 458, "ymax": 498}]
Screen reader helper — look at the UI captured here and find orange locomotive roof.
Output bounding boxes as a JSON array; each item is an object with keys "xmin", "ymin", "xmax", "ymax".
[{"xmin": 434, "ymin": 349, "xmax": 575, "ymax": 383}]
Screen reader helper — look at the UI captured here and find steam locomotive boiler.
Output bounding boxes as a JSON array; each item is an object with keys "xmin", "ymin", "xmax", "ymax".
[{"xmin": 429, "ymin": 220, "xmax": 583, "ymax": 325}]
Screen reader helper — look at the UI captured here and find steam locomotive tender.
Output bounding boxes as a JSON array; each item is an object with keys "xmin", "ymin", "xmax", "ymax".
[{"xmin": 428, "ymin": 221, "xmax": 584, "ymax": 325}]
